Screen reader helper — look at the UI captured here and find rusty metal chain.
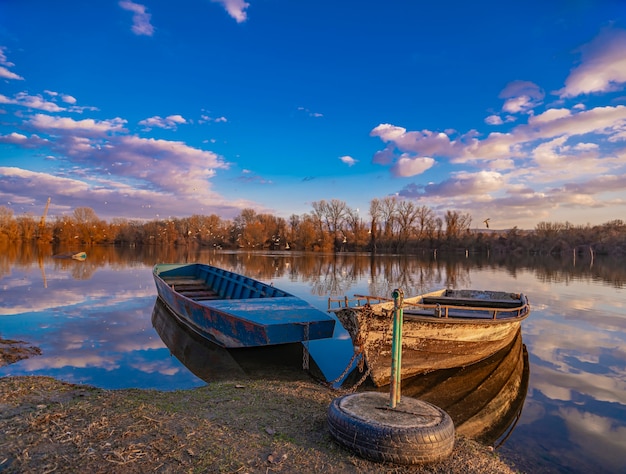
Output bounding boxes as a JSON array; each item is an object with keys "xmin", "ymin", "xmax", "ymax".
[{"xmin": 320, "ymin": 303, "xmax": 393, "ymax": 393}]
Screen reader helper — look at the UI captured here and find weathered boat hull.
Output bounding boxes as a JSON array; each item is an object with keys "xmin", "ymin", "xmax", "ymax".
[
  {"xmin": 332, "ymin": 288, "xmax": 529, "ymax": 387},
  {"xmin": 153, "ymin": 263, "xmax": 335, "ymax": 348}
]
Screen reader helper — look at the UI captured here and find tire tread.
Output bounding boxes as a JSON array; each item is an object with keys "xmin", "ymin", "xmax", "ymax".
[{"xmin": 327, "ymin": 394, "xmax": 455, "ymax": 465}]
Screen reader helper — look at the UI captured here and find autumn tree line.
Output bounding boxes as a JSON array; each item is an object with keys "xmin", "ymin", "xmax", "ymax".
[{"xmin": 1, "ymin": 197, "xmax": 625, "ymax": 256}]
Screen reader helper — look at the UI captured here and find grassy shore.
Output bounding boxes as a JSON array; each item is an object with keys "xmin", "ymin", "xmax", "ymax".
[{"xmin": 0, "ymin": 374, "xmax": 521, "ymax": 473}]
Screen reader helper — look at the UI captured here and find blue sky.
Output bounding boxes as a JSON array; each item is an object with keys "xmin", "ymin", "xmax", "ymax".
[{"xmin": 1, "ymin": 1, "xmax": 625, "ymax": 229}]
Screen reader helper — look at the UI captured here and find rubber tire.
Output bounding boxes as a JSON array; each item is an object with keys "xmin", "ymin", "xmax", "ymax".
[{"xmin": 327, "ymin": 392, "xmax": 455, "ymax": 465}]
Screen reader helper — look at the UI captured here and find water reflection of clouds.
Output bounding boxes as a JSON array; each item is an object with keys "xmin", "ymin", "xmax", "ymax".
[
  {"xmin": 0, "ymin": 265, "xmax": 184, "ymax": 386},
  {"xmin": 559, "ymin": 407, "xmax": 626, "ymax": 473},
  {"xmin": 1, "ymin": 290, "xmax": 86, "ymax": 315},
  {"xmin": 525, "ymin": 316, "xmax": 625, "ymax": 401},
  {"xmin": 469, "ymin": 267, "xmax": 625, "ymax": 471},
  {"xmin": 129, "ymin": 358, "xmax": 183, "ymax": 377},
  {"xmin": 21, "ymin": 354, "xmax": 120, "ymax": 371},
  {"xmin": 1, "ymin": 273, "xmax": 155, "ymax": 316},
  {"xmin": 532, "ymin": 364, "xmax": 626, "ymax": 404},
  {"xmin": 4, "ymin": 298, "xmax": 193, "ymax": 387},
  {"xmin": 526, "ymin": 319, "xmax": 624, "ymax": 366}
]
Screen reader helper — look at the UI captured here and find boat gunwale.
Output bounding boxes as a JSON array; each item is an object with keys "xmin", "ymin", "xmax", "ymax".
[{"xmin": 328, "ymin": 289, "xmax": 530, "ymax": 323}]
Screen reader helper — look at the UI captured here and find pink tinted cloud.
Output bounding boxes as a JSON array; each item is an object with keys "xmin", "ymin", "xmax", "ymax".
[
  {"xmin": 119, "ymin": 1, "xmax": 154, "ymax": 36},
  {"xmin": 560, "ymin": 28, "xmax": 626, "ymax": 98},
  {"xmin": 211, "ymin": 0, "xmax": 250, "ymax": 23},
  {"xmin": 391, "ymin": 155, "xmax": 435, "ymax": 177},
  {"xmin": 139, "ymin": 114, "xmax": 188, "ymax": 130}
]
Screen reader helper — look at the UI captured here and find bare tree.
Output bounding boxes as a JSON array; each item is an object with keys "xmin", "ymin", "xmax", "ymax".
[
  {"xmin": 324, "ymin": 199, "xmax": 348, "ymax": 250},
  {"xmin": 73, "ymin": 207, "xmax": 99, "ymax": 224},
  {"xmin": 311, "ymin": 200, "xmax": 328, "ymax": 247},
  {"xmin": 444, "ymin": 210, "xmax": 472, "ymax": 242},
  {"xmin": 344, "ymin": 206, "xmax": 368, "ymax": 249},
  {"xmin": 415, "ymin": 205, "xmax": 435, "ymax": 242},
  {"xmin": 396, "ymin": 200, "xmax": 419, "ymax": 249},
  {"xmin": 380, "ymin": 196, "xmax": 398, "ymax": 245},
  {"xmin": 369, "ymin": 198, "xmax": 381, "ymax": 251}
]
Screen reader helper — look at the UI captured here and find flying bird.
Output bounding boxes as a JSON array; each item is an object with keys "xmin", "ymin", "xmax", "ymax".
[{"xmin": 484, "ymin": 218, "xmax": 490, "ymax": 229}]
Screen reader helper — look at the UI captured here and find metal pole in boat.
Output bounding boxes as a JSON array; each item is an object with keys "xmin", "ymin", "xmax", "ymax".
[{"xmin": 389, "ymin": 288, "xmax": 404, "ymax": 408}]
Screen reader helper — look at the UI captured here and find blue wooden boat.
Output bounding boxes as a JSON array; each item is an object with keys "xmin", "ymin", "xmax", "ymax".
[{"xmin": 152, "ymin": 263, "xmax": 336, "ymax": 348}]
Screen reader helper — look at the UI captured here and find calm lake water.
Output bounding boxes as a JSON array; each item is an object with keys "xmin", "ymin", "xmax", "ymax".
[{"xmin": 1, "ymin": 245, "xmax": 625, "ymax": 473}]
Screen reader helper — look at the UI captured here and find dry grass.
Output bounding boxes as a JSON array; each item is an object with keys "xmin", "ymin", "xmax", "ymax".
[{"xmin": 0, "ymin": 375, "xmax": 520, "ymax": 473}]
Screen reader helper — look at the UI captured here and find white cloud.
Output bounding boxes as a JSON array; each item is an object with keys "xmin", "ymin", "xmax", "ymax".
[
  {"xmin": 419, "ymin": 170, "xmax": 505, "ymax": 197},
  {"xmin": 139, "ymin": 114, "xmax": 188, "ymax": 130},
  {"xmin": 485, "ymin": 114, "xmax": 503, "ymax": 125},
  {"xmin": 18, "ymin": 114, "xmax": 230, "ymax": 203},
  {"xmin": 0, "ymin": 47, "xmax": 24, "ymax": 80},
  {"xmin": 297, "ymin": 106, "xmax": 324, "ymax": 118},
  {"xmin": 499, "ymin": 80, "xmax": 544, "ymax": 113},
  {"xmin": 528, "ymin": 108, "xmax": 572, "ymax": 125},
  {"xmin": 211, "ymin": 0, "xmax": 250, "ymax": 23},
  {"xmin": 29, "ymin": 113, "xmax": 127, "ymax": 135},
  {"xmin": 199, "ymin": 114, "xmax": 228, "ymax": 124},
  {"xmin": 339, "ymin": 155, "xmax": 358, "ymax": 167},
  {"xmin": 391, "ymin": 155, "xmax": 435, "ymax": 177},
  {"xmin": 560, "ymin": 29, "xmax": 626, "ymax": 98},
  {"xmin": 119, "ymin": 1, "xmax": 154, "ymax": 36},
  {"xmin": 0, "ymin": 46, "xmax": 13, "ymax": 66},
  {"xmin": 0, "ymin": 66, "xmax": 23, "ymax": 81},
  {"xmin": 370, "ymin": 124, "xmax": 455, "ymax": 157},
  {"xmin": 0, "ymin": 132, "xmax": 49, "ymax": 148},
  {"xmin": 0, "ymin": 92, "xmax": 65, "ymax": 112}
]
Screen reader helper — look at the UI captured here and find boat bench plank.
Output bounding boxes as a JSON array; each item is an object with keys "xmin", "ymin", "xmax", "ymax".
[
  {"xmin": 174, "ymin": 283, "xmax": 210, "ymax": 289},
  {"xmin": 180, "ymin": 290, "xmax": 221, "ymax": 298},
  {"xmin": 422, "ymin": 296, "xmax": 520, "ymax": 308},
  {"xmin": 404, "ymin": 309, "xmax": 509, "ymax": 319},
  {"xmin": 174, "ymin": 284, "xmax": 209, "ymax": 291},
  {"xmin": 162, "ymin": 277, "xmax": 206, "ymax": 285}
]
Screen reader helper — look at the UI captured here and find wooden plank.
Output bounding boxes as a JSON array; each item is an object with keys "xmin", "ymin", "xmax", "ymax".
[
  {"xmin": 180, "ymin": 290, "xmax": 220, "ymax": 298},
  {"xmin": 173, "ymin": 284, "xmax": 207, "ymax": 291},
  {"xmin": 162, "ymin": 277, "xmax": 206, "ymax": 285},
  {"xmin": 404, "ymin": 308, "xmax": 520, "ymax": 320},
  {"xmin": 422, "ymin": 296, "xmax": 520, "ymax": 308}
]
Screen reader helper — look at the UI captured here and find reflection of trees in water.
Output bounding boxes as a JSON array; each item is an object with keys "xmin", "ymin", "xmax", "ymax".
[
  {"xmin": 207, "ymin": 253, "xmax": 475, "ymax": 298},
  {"xmin": 483, "ymin": 253, "xmax": 626, "ymax": 287},
  {"xmin": 3, "ymin": 244, "xmax": 626, "ymax": 290}
]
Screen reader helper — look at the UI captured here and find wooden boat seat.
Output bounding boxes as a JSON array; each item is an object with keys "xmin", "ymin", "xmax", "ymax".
[
  {"xmin": 404, "ymin": 309, "xmax": 507, "ymax": 319},
  {"xmin": 162, "ymin": 277, "xmax": 206, "ymax": 285},
  {"xmin": 421, "ymin": 296, "xmax": 520, "ymax": 309},
  {"xmin": 180, "ymin": 290, "xmax": 220, "ymax": 298}
]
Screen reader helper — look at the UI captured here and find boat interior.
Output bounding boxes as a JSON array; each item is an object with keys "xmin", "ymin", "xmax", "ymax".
[{"xmin": 157, "ymin": 265, "xmax": 291, "ymax": 301}]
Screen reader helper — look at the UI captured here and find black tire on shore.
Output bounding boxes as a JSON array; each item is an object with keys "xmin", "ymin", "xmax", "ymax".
[{"xmin": 327, "ymin": 392, "xmax": 455, "ymax": 465}]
